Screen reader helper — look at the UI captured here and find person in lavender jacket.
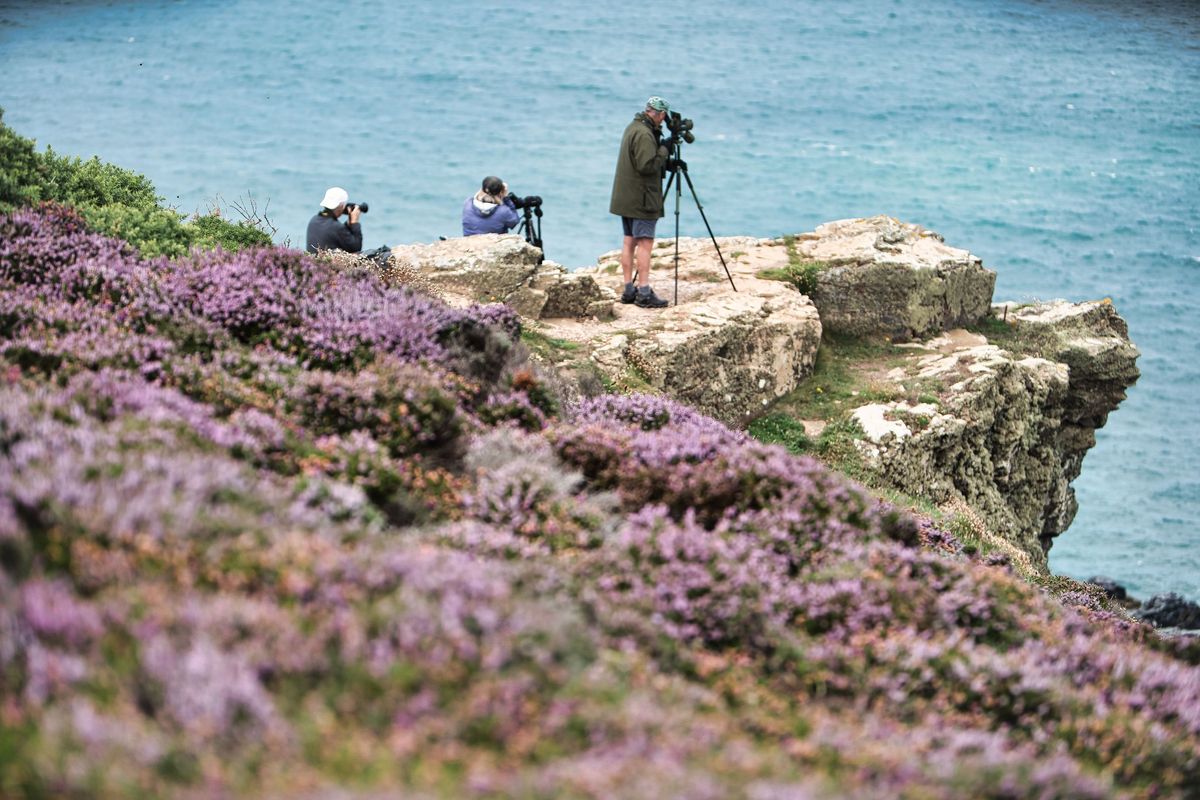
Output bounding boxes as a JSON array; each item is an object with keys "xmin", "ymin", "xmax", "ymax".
[{"xmin": 462, "ymin": 176, "xmax": 520, "ymax": 236}]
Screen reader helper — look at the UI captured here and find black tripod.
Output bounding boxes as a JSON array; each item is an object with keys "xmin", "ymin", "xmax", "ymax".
[
  {"xmin": 516, "ymin": 202, "xmax": 544, "ymax": 264},
  {"xmin": 661, "ymin": 138, "xmax": 737, "ymax": 305}
]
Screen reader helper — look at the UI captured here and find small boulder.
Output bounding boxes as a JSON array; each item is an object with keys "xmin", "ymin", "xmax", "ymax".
[
  {"xmin": 1133, "ymin": 592, "xmax": 1200, "ymax": 630},
  {"xmin": 796, "ymin": 216, "xmax": 996, "ymax": 340},
  {"xmin": 1087, "ymin": 575, "xmax": 1129, "ymax": 601},
  {"xmin": 542, "ymin": 273, "xmax": 612, "ymax": 319},
  {"xmin": 389, "ymin": 234, "xmax": 543, "ymax": 304}
]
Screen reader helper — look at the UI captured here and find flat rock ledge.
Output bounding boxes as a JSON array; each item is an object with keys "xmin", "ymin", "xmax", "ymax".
[
  {"xmin": 549, "ymin": 235, "xmax": 826, "ymax": 426},
  {"xmin": 388, "ymin": 234, "xmax": 613, "ymax": 319}
]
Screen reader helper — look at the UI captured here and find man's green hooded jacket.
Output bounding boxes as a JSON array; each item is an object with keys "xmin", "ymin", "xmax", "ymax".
[{"xmin": 609, "ymin": 112, "xmax": 667, "ymax": 221}]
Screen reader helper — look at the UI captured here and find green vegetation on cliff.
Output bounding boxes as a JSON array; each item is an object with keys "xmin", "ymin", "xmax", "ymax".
[{"xmin": 0, "ymin": 107, "xmax": 272, "ymax": 257}]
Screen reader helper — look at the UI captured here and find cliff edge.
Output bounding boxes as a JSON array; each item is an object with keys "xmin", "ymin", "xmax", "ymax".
[{"xmin": 391, "ymin": 216, "xmax": 1140, "ymax": 569}]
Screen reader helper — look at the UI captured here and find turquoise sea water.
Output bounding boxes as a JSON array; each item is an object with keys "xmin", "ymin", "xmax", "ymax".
[{"xmin": 2, "ymin": 0, "xmax": 1197, "ymax": 601}]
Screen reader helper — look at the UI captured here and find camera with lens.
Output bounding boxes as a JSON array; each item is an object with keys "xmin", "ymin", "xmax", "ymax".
[
  {"xmin": 666, "ymin": 111, "xmax": 695, "ymax": 144},
  {"xmin": 345, "ymin": 202, "xmax": 369, "ymax": 213},
  {"xmin": 510, "ymin": 194, "xmax": 542, "ymax": 210}
]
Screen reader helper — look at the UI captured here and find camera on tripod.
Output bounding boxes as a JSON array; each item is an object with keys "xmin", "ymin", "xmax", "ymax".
[
  {"xmin": 509, "ymin": 194, "xmax": 542, "ymax": 210},
  {"xmin": 656, "ymin": 107, "xmax": 738, "ymax": 303},
  {"xmin": 508, "ymin": 192, "xmax": 545, "ymax": 263},
  {"xmin": 665, "ymin": 111, "xmax": 695, "ymax": 145}
]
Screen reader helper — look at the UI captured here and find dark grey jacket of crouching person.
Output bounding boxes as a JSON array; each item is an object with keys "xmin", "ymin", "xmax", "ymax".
[{"xmin": 306, "ymin": 211, "xmax": 363, "ymax": 254}]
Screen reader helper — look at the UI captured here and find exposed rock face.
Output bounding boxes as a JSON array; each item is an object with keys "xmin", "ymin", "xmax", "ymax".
[
  {"xmin": 849, "ymin": 301, "xmax": 1139, "ymax": 566},
  {"xmin": 800, "ymin": 216, "xmax": 996, "ymax": 340},
  {"xmin": 602, "ymin": 291, "xmax": 822, "ymax": 426},
  {"xmin": 542, "ymin": 236, "xmax": 823, "ymax": 426},
  {"xmin": 1000, "ymin": 300, "xmax": 1141, "ymax": 550},
  {"xmin": 389, "ymin": 235, "xmax": 613, "ymax": 319},
  {"xmin": 852, "ymin": 336, "xmax": 1072, "ymax": 568}
]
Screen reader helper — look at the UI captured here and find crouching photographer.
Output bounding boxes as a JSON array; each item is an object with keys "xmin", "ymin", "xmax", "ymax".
[
  {"xmin": 462, "ymin": 176, "xmax": 522, "ymax": 236},
  {"xmin": 306, "ymin": 186, "xmax": 367, "ymax": 254},
  {"xmin": 462, "ymin": 175, "xmax": 544, "ymax": 260}
]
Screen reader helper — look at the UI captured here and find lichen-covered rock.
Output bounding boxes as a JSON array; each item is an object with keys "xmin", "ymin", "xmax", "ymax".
[
  {"xmin": 798, "ymin": 216, "xmax": 996, "ymax": 340},
  {"xmin": 619, "ymin": 290, "xmax": 822, "ymax": 426},
  {"xmin": 998, "ymin": 299, "xmax": 1141, "ymax": 550},
  {"xmin": 541, "ymin": 273, "xmax": 612, "ymax": 319},
  {"xmin": 854, "ymin": 342, "xmax": 1071, "ymax": 568},
  {"xmin": 389, "ymin": 234, "xmax": 543, "ymax": 304},
  {"xmin": 847, "ymin": 298, "xmax": 1139, "ymax": 567}
]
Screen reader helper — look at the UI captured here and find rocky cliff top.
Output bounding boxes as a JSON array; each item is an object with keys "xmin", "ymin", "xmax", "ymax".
[{"xmin": 387, "ymin": 216, "xmax": 1139, "ymax": 569}]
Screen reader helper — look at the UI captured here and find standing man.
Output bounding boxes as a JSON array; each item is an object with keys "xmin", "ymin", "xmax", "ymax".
[
  {"xmin": 610, "ymin": 96, "xmax": 671, "ymax": 308},
  {"xmin": 306, "ymin": 186, "xmax": 363, "ymax": 254}
]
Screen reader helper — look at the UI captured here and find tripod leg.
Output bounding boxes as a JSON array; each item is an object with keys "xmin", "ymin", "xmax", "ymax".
[
  {"xmin": 680, "ymin": 167, "xmax": 737, "ymax": 292},
  {"xmin": 674, "ymin": 165, "xmax": 683, "ymax": 306}
]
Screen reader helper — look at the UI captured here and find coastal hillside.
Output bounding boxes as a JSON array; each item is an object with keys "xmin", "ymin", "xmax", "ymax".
[
  {"xmin": 0, "ymin": 118, "xmax": 1195, "ymax": 800},
  {"xmin": 2, "ymin": 199, "xmax": 1199, "ymax": 798}
]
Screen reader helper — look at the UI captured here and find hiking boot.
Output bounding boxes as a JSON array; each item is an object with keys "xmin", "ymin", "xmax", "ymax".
[
  {"xmin": 620, "ymin": 285, "xmax": 637, "ymax": 304},
  {"xmin": 634, "ymin": 287, "xmax": 669, "ymax": 308}
]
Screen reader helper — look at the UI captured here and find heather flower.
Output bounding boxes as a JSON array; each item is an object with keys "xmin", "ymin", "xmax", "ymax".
[
  {"xmin": 140, "ymin": 633, "xmax": 283, "ymax": 743},
  {"xmin": 462, "ymin": 427, "xmax": 606, "ymax": 548},
  {"xmin": 477, "ymin": 389, "xmax": 547, "ymax": 431},
  {"xmin": 586, "ymin": 505, "xmax": 799, "ymax": 650},
  {"xmin": 57, "ymin": 368, "xmax": 283, "ymax": 456},
  {"xmin": 3, "ymin": 206, "xmax": 1200, "ymax": 797},
  {"xmin": 287, "ymin": 361, "xmax": 467, "ymax": 457},
  {"xmin": 465, "ymin": 301, "xmax": 521, "ymax": 341},
  {"xmin": 569, "ymin": 393, "xmax": 742, "ymax": 439},
  {"xmin": 0, "ymin": 205, "xmax": 142, "ymax": 302},
  {"xmin": 160, "ymin": 246, "xmax": 315, "ymax": 341},
  {"xmin": 19, "ymin": 579, "xmax": 103, "ymax": 647}
]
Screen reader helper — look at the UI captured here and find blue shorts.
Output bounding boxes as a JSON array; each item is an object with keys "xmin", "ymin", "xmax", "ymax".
[{"xmin": 621, "ymin": 217, "xmax": 657, "ymax": 239}]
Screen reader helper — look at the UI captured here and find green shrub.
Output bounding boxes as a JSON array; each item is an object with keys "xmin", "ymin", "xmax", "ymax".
[
  {"xmin": 188, "ymin": 213, "xmax": 273, "ymax": 251},
  {"xmin": 79, "ymin": 204, "xmax": 193, "ymax": 259},
  {"xmin": 815, "ymin": 416, "xmax": 868, "ymax": 478},
  {"xmin": 38, "ymin": 146, "xmax": 160, "ymax": 211},
  {"xmin": 0, "ymin": 109, "xmax": 45, "ymax": 211},
  {"xmin": 0, "ymin": 107, "xmax": 273, "ymax": 257},
  {"xmin": 748, "ymin": 413, "xmax": 812, "ymax": 453},
  {"xmin": 756, "ymin": 236, "xmax": 826, "ymax": 296}
]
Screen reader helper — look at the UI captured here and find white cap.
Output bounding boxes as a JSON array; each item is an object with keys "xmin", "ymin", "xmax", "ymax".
[{"xmin": 320, "ymin": 186, "xmax": 349, "ymax": 209}]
